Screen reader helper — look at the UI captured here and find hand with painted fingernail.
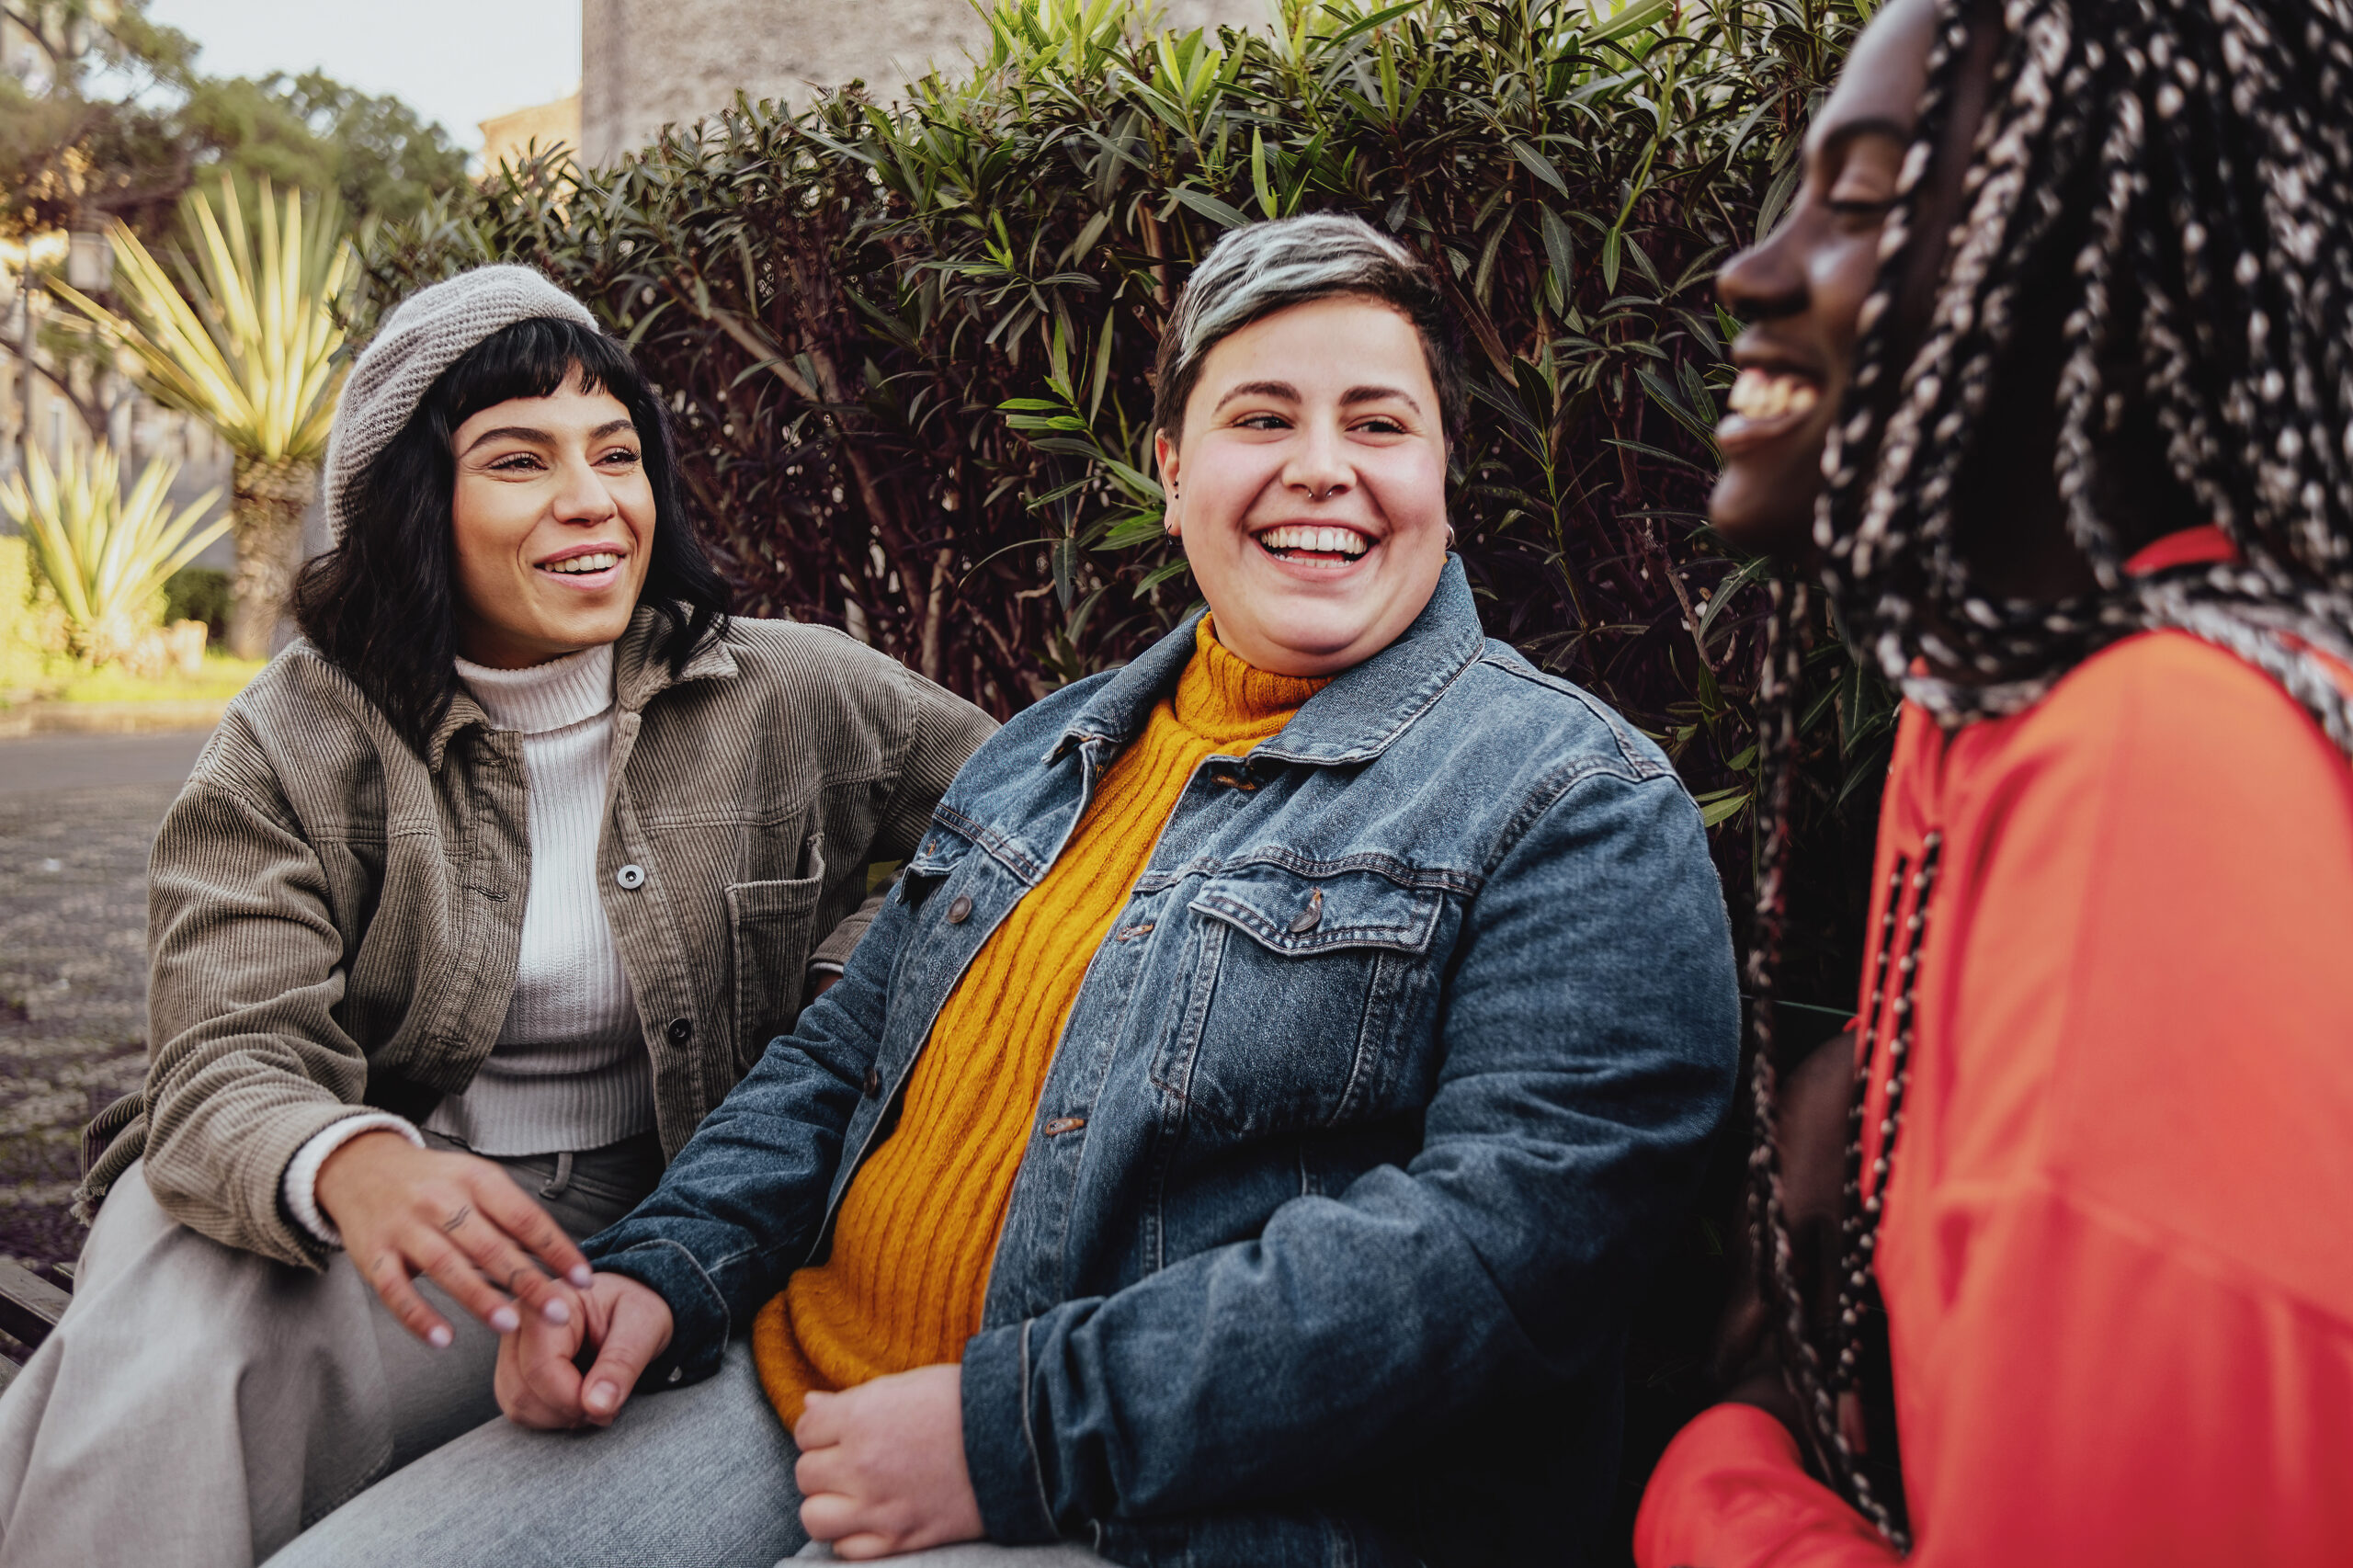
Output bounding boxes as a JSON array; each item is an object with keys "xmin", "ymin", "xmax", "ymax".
[
  {"xmin": 314, "ymin": 1131, "xmax": 596, "ymax": 1349},
  {"xmin": 494, "ymin": 1270, "xmax": 674, "ymax": 1429}
]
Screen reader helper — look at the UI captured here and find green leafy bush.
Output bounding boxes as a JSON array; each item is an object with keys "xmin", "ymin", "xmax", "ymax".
[
  {"xmin": 363, "ymin": 0, "xmax": 1884, "ymax": 978},
  {"xmin": 164, "ymin": 565, "xmax": 233, "ymax": 644},
  {"xmin": 0, "ymin": 535, "xmax": 64, "ymax": 696}
]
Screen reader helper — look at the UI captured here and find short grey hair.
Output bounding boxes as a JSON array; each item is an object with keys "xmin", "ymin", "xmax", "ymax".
[{"xmin": 1151, "ymin": 213, "xmax": 1466, "ymax": 444}]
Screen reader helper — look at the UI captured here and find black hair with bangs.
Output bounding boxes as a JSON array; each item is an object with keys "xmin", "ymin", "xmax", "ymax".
[{"xmin": 293, "ymin": 315, "xmax": 731, "ymax": 757}]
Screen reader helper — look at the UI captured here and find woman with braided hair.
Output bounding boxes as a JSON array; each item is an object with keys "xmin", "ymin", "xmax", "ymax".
[{"xmin": 1636, "ymin": 0, "xmax": 2353, "ymax": 1561}]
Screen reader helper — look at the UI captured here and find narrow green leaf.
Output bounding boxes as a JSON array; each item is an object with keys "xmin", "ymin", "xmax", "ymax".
[
  {"xmin": 1509, "ymin": 141, "xmax": 1573, "ymax": 199},
  {"xmin": 1539, "ymin": 203, "xmax": 1576, "ymax": 294},
  {"xmin": 1250, "ymin": 128, "xmax": 1277, "ymax": 221},
  {"xmin": 1132, "ymin": 555, "xmax": 1193, "ymax": 597},
  {"xmin": 1169, "ymin": 187, "xmax": 1252, "ymax": 230},
  {"xmin": 1587, "ymin": 0, "xmax": 1673, "ymax": 44},
  {"xmin": 1693, "ymin": 789, "xmax": 1751, "ymax": 829},
  {"xmin": 1695, "ymin": 554, "xmax": 1772, "ymax": 645},
  {"xmin": 1754, "ymin": 160, "xmax": 1802, "ymax": 244},
  {"xmin": 1322, "ymin": 0, "xmax": 1423, "ymax": 48}
]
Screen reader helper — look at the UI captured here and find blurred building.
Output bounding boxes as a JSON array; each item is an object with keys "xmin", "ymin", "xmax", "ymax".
[
  {"xmin": 481, "ymin": 93, "xmax": 585, "ymax": 176},
  {"xmin": 577, "ymin": 0, "xmax": 1269, "ymax": 165}
]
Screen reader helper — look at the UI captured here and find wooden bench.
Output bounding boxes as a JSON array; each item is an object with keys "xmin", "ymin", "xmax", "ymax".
[{"xmin": 0, "ymin": 1261, "xmax": 71, "ymax": 1392}]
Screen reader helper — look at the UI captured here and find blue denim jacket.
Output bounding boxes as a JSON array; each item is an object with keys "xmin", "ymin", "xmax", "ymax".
[{"xmin": 585, "ymin": 561, "xmax": 1739, "ymax": 1567}]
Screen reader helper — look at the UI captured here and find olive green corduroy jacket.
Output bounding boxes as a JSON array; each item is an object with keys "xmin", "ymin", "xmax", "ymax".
[{"xmin": 79, "ymin": 608, "xmax": 995, "ymax": 1267}]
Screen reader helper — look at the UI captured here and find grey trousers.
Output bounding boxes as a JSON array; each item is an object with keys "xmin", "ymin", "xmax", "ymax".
[
  {"xmin": 267, "ymin": 1339, "xmax": 1107, "ymax": 1568},
  {"xmin": 0, "ymin": 1134, "xmax": 661, "ymax": 1568}
]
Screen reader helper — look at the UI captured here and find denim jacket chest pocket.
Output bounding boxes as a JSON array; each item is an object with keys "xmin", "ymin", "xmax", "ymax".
[
  {"xmin": 878, "ymin": 827, "xmax": 1008, "ymax": 1065},
  {"xmin": 1153, "ymin": 863, "xmax": 1449, "ymax": 1136}
]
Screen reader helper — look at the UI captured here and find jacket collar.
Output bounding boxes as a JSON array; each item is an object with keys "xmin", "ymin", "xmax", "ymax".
[
  {"xmin": 1056, "ymin": 556, "xmax": 1484, "ymax": 767},
  {"xmin": 424, "ymin": 605, "xmax": 739, "ymax": 771}
]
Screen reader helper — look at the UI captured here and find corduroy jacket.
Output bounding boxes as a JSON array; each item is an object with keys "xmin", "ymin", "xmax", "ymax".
[{"xmin": 77, "ymin": 607, "xmax": 995, "ymax": 1268}]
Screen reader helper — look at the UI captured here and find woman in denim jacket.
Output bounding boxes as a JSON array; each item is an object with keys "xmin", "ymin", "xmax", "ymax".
[{"xmin": 278, "ymin": 215, "xmax": 1740, "ymax": 1568}]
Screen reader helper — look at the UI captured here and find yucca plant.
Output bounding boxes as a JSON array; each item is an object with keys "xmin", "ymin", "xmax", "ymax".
[
  {"xmin": 2, "ymin": 444, "xmax": 228, "ymax": 669},
  {"xmin": 57, "ymin": 176, "xmax": 352, "ymax": 657}
]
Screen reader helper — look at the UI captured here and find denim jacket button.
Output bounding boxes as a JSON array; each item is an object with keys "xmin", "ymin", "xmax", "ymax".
[
  {"xmin": 1288, "ymin": 887, "xmax": 1325, "ymax": 934},
  {"xmin": 614, "ymin": 863, "xmax": 646, "ymax": 890},
  {"xmin": 863, "ymin": 1065, "xmax": 882, "ymax": 1097},
  {"xmin": 946, "ymin": 894, "xmax": 974, "ymax": 925}
]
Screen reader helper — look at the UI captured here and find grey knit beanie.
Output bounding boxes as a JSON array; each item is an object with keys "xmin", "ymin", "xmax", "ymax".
[{"xmin": 322, "ymin": 265, "xmax": 602, "ymax": 542}]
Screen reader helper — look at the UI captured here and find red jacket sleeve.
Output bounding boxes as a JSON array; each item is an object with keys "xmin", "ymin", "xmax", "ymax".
[
  {"xmin": 1636, "ymin": 1404, "xmax": 1894, "ymax": 1567},
  {"xmin": 1639, "ymin": 636, "xmax": 2353, "ymax": 1567},
  {"xmin": 1640, "ymin": 1195, "xmax": 2353, "ymax": 1567}
]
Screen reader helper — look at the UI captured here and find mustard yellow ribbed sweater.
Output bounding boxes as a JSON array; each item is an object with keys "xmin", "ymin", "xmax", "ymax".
[{"xmin": 752, "ymin": 619, "xmax": 1324, "ymax": 1425}]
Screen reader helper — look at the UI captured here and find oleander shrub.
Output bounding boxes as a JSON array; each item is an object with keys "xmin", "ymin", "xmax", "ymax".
[
  {"xmin": 360, "ymin": 0, "xmax": 1884, "ymax": 978},
  {"xmin": 358, "ymin": 2, "xmax": 1888, "ymax": 1540}
]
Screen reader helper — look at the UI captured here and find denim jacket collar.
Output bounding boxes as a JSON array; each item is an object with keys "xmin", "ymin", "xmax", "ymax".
[
  {"xmin": 1054, "ymin": 556, "xmax": 1484, "ymax": 767},
  {"xmin": 424, "ymin": 603, "xmax": 739, "ymax": 771}
]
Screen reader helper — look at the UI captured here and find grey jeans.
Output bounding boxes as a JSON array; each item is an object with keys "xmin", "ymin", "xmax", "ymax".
[
  {"xmin": 266, "ymin": 1340, "xmax": 1106, "ymax": 1568},
  {"xmin": 0, "ymin": 1133, "xmax": 661, "ymax": 1568}
]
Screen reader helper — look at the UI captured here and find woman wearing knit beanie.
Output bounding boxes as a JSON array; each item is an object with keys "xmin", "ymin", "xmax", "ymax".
[
  {"xmin": 0, "ymin": 266, "xmax": 995, "ymax": 1568},
  {"xmin": 277, "ymin": 217, "xmax": 1739, "ymax": 1568}
]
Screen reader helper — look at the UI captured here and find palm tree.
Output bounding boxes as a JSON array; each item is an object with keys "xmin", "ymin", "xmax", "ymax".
[{"xmin": 57, "ymin": 176, "xmax": 351, "ymax": 658}]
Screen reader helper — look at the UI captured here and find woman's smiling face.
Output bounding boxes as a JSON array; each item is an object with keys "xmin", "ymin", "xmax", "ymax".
[
  {"xmin": 1710, "ymin": 0, "xmax": 1943, "ymax": 556},
  {"xmin": 448, "ymin": 370, "xmax": 656, "ymax": 668},
  {"xmin": 1155, "ymin": 294, "xmax": 1451, "ymax": 678}
]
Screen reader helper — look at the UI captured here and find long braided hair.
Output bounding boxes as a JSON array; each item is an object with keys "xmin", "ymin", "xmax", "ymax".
[{"xmin": 1746, "ymin": 0, "xmax": 2353, "ymax": 1544}]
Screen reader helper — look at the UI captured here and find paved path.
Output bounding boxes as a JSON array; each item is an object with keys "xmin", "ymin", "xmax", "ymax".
[
  {"xmin": 0, "ymin": 731, "xmax": 209, "ymax": 1267},
  {"xmin": 0, "ymin": 730, "xmax": 214, "ymax": 795}
]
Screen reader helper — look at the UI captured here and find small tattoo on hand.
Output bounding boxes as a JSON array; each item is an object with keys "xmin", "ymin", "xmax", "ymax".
[{"xmin": 440, "ymin": 1205, "xmax": 472, "ymax": 1234}]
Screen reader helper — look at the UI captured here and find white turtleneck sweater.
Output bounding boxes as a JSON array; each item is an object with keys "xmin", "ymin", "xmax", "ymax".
[{"xmin": 282, "ymin": 642, "xmax": 654, "ymax": 1245}]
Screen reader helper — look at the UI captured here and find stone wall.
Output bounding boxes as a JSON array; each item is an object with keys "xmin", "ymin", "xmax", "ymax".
[{"xmin": 580, "ymin": 0, "xmax": 1270, "ymax": 164}]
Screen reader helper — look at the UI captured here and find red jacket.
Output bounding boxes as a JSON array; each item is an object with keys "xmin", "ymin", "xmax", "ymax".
[{"xmin": 1638, "ymin": 529, "xmax": 2353, "ymax": 1566}]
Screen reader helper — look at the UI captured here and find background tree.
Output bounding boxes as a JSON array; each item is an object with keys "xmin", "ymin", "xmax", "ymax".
[
  {"xmin": 0, "ymin": 1, "xmax": 202, "ymax": 458},
  {"xmin": 0, "ymin": 0, "xmax": 457, "ymax": 656},
  {"xmin": 0, "ymin": 0, "xmax": 199, "ymax": 242},
  {"xmin": 183, "ymin": 69, "xmax": 469, "ymax": 225},
  {"xmin": 0, "ymin": 3, "xmax": 468, "ymax": 244},
  {"xmin": 60, "ymin": 176, "xmax": 348, "ymax": 656}
]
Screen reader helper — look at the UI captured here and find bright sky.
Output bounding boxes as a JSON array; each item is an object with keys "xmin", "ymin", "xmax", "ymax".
[{"xmin": 146, "ymin": 0, "xmax": 581, "ymax": 153}]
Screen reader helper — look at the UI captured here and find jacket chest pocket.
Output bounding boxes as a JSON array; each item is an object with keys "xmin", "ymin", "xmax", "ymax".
[
  {"xmin": 726, "ymin": 845, "xmax": 826, "ymax": 1070},
  {"xmin": 1153, "ymin": 865, "xmax": 1445, "ymax": 1136}
]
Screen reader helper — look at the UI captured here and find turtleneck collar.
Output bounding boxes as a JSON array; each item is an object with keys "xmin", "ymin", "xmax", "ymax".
[
  {"xmin": 1169, "ymin": 617, "xmax": 1329, "ymax": 747},
  {"xmin": 453, "ymin": 642, "xmax": 616, "ymax": 734}
]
